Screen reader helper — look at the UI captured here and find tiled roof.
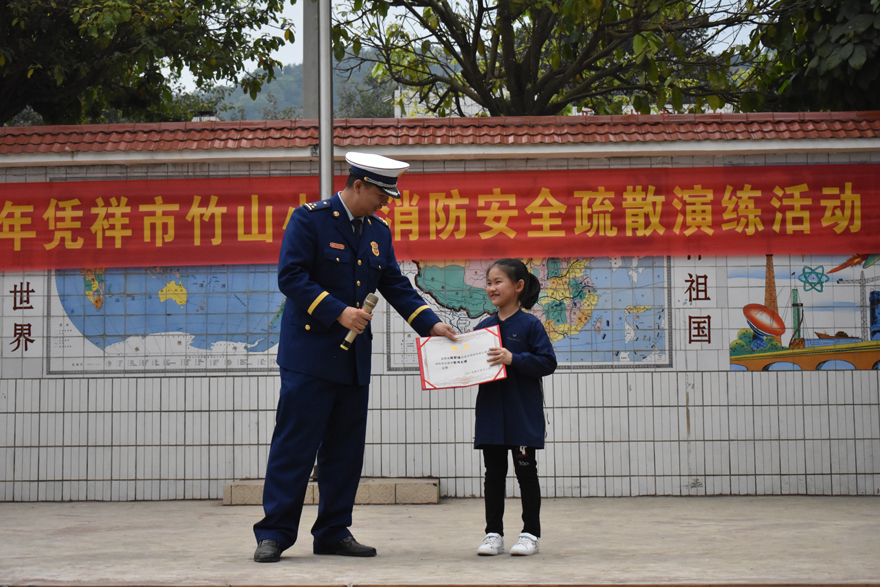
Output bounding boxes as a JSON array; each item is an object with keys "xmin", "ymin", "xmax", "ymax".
[{"xmin": 2, "ymin": 111, "xmax": 879, "ymax": 155}]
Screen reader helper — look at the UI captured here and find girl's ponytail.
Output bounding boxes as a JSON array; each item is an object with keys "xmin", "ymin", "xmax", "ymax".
[
  {"xmin": 487, "ymin": 258, "xmax": 542, "ymax": 310},
  {"xmin": 520, "ymin": 272, "xmax": 541, "ymax": 310}
]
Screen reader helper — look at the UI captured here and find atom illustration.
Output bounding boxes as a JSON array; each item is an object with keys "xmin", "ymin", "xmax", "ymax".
[{"xmin": 798, "ymin": 266, "xmax": 830, "ymax": 292}]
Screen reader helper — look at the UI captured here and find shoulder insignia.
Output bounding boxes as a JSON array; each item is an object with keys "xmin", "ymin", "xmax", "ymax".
[
  {"xmin": 372, "ymin": 214, "xmax": 390, "ymax": 227},
  {"xmin": 304, "ymin": 200, "xmax": 331, "ymax": 212}
]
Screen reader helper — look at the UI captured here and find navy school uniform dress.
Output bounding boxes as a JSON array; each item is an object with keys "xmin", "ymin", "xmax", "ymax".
[
  {"xmin": 254, "ymin": 193, "xmax": 442, "ymax": 552},
  {"xmin": 473, "ymin": 309, "xmax": 558, "ymax": 449}
]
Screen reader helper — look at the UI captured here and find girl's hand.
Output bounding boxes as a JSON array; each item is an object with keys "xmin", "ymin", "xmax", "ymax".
[{"xmin": 487, "ymin": 346, "xmax": 512, "ymax": 366}]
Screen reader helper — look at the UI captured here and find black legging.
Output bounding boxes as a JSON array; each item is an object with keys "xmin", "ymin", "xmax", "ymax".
[{"xmin": 482, "ymin": 445, "xmax": 541, "ymax": 538}]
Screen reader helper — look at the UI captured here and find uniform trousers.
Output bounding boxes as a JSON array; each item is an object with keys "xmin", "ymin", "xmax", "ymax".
[
  {"xmin": 482, "ymin": 445, "xmax": 541, "ymax": 538},
  {"xmin": 254, "ymin": 367, "xmax": 369, "ymax": 550}
]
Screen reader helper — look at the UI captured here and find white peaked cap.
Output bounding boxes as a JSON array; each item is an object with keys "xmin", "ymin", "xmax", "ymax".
[{"xmin": 345, "ymin": 151, "xmax": 410, "ymax": 198}]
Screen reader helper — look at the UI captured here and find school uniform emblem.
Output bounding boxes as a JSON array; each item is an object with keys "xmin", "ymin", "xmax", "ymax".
[
  {"xmin": 330, "ymin": 242, "xmax": 345, "ymax": 250},
  {"xmin": 371, "ymin": 241, "xmax": 380, "ymax": 256}
]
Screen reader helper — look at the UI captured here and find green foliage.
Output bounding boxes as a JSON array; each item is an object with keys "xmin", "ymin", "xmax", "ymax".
[
  {"xmin": 764, "ymin": 337, "xmax": 784, "ymax": 352},
  {"xmin": 332, "ymin": 0, "xmax": 776, "ymax": 116},
  {"xmin": 0, "ymin": 0, "xmax": 296, "ymax": 125},
  {"xmin": 336, "ymin": 73, "xmax": 396, "ymax": 118},
  {"xmin": 751, "ymin": 0, "xmax": 880, "ymax": 110},
  {"xmin": 217, "ymin": 59, "xmax": 382, "ymax": 120},
  {"xmin": 730, "ymin": 339, "xmax": 751, "ymax": 356}
]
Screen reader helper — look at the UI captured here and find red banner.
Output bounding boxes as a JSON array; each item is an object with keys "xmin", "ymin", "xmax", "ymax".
[{"xmin": 1, "ymin": 164, "xmax": 878, "ymax": 270}]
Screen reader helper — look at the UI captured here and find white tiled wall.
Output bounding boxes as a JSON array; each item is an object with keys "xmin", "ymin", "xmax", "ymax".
[
  {"xmin": 2, "ymin": 153, "xmax": 879, "ymax": 500},
  {"xmin": 1, "ymin": 370, "xmax": 878, "ymax": 500}
]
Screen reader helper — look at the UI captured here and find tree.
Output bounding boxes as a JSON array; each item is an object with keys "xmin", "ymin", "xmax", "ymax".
[
  {"xmin": 750, "ymin": 0, "xmax": 880, "ymax": 111},
  {"xmin": 332, "ymin": 0, "xmax": 777, "ymax": 117},
  {"xmin": 336, "ymin": 73, "xmax": 396, "ymax": 118},
  {"xmin": 0, "ymin": 0, "xmax": 296, "ymax": 125}
]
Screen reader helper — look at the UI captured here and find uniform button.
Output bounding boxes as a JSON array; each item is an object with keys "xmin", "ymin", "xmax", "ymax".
[
  {"xmin": 357, "ymin": 302, "xmax": 360, "ymax": 308},
  {"xmin": 358, "ymin": 260, "xmax": 362, "ymax": 265},
  {"xmin": 357, "ymin": 280, "xmax": 361, "ymax": 286},
  {"xmin": 305, "ymin": 325, "xmax": 311, "ymax": 330},
  {"xmin": 336, "ymin": 258, "xmax": 339, "ymax": 262},
  {"xmin": 379, "ymin": 265, "xmax": 382, "ymax": 269}
]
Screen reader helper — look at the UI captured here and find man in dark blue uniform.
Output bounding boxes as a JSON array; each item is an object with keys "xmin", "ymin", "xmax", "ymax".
[{"xmin": 253, "ymin": 152, "xmax": 456, "ymax": 562}]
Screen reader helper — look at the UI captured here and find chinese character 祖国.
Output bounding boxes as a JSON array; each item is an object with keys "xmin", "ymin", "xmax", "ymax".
[
  {"xmin": 684, "ymin": 274, "xmax": 711, "ymax": 302},
  {"xmin": 688, "ymin": 316, "xmax": 711, "ymax": 344}
]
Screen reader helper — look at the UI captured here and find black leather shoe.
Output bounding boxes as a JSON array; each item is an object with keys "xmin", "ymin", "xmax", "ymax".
[
  {"xmin": 254, "ymin": 539, "xmax": 282, "ymax": 563},
  {"xmin": 314, "ymin": 535, "xmax": 377, "ymax": 557}
]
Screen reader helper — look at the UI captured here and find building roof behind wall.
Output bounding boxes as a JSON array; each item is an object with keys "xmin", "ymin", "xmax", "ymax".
[{"xmin": 2, "ymin": 111, "xmax": 879, "ymax": 165}]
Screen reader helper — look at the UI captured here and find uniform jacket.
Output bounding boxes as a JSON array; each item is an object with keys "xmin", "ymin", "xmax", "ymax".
[
  {"xmin": 276, "ymin": 193, "xmax": 440, "ymax": 385},
  {"xmin": 473, "ymin": 309, "xmax": 557, "ymax": 448}
]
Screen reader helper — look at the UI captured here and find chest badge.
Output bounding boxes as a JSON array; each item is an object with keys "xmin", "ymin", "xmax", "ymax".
[
  {"xmin": 330, "ymin": 242, "xmax": 345, "ymax": 250},
  {"xmin": 371, "ymin": 241, "xmax": 380, "ymax": 257}
]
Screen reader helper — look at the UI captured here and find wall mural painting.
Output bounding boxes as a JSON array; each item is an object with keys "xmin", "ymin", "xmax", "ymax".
[{"xmin": 729, "ymin": 254, "xmax": 880, "ymax": 371}]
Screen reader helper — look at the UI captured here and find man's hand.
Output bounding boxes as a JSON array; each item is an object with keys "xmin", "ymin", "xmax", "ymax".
[
  {"xmin": 337, "ymin": 306, "xmax": 372, "ymax": 334},
  {"xmin": 429, "ymin": 322, "xmax": 457, "ymax": 340}
]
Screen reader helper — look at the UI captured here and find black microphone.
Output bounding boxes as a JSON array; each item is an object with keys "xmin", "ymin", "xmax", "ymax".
[{"xmin": 340, "ymin": 293, "xmax": 379, "ymax": 350}]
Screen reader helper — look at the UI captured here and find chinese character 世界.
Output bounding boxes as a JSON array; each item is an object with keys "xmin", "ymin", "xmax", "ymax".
[
  {"xmin": 10, "ymin": 281, "xmax": 35, "ymax": 310},
  {"xmin": 10, "ymin": 323, "xmax": 35, "ymax": 352}
]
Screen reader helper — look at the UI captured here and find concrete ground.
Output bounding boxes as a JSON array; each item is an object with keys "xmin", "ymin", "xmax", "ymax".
[{"xmin": 1, "ymin": 496, "xmax": 879, "ymax": 586}]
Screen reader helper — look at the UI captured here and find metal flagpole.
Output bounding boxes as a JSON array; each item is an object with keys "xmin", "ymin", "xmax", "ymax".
[{"xmin": 318, "ymin": 0, "xmax": 333, "ymax": 200}]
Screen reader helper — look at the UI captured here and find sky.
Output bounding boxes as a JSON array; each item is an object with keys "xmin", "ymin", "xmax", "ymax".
[{"xmin": 273, "ymin": 1, "xmax": 304, "ymax": 67}]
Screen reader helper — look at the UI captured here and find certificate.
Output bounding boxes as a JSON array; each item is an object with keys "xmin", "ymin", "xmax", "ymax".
[{"xmin": 416, "ymin": 325, "xmax": 507, "ymax": 390}]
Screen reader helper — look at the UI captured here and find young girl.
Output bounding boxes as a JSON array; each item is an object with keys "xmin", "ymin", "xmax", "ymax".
[{"xmin": 473, "ymin": 259, "xmax": 557, "ymax": 556}]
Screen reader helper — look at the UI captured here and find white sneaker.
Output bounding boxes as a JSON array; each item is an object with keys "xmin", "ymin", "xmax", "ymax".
[
  {"xmin": 510, "ymin": 532, "xmax": 539, "ymax": 556},
  {"xmin": 476, "ymin": 533, "xmax": 504, "ymax": 556}
]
